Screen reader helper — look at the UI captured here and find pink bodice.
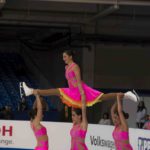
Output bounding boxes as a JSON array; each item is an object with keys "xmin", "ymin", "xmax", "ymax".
[
  {"xmin": 112, "ymin": 127, "xmax": 129, "ymax": 141},
  {"xmin": 70, "ymin": 125, "xmax": 87, "ymax": 139},
  {"xmin": 112, "ymin": 126, "xmax": 133, "ymax": 150},
  {"xmin": 31, "ymin": 123, "xmax": 49, "ymax": 149},
  {"xmin": 65, "ymin": 63, "xmax": 79, "ymax": 89},
  {"xmin": 70, "ymin": 124, "xmax": 88, "ymax": 150},
  {"xmin": 31, "ymin": 124, "xmax": 47, "ymax": 137}
]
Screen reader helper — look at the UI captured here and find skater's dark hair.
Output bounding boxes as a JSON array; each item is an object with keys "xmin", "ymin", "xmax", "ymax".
[
  {"xmin": 72, "ymin": 108, "xmax": 82, "ymax": 115},
  {"xmin": 103, "ymin": 112, "xmax": 110, "ymax": 119},
  {"xmin": 63, "ymin": 50, "xmax": 75, "ymax": 59},
  {"xmin": 29, "ymin": 108, "xmax": 37, "ymax": 120},
  {"xmin": 116, "ymin": 111, "xmax": 129, "ymax": 119},
  {"xmin": 72, "ymin": 107, "xmax": 82, "ymax": 120}
]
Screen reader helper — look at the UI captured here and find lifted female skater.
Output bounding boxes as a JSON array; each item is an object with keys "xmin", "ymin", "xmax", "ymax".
[{"xmin": 21, "ymin": 50, "xmax": 139, "ymax": 108}]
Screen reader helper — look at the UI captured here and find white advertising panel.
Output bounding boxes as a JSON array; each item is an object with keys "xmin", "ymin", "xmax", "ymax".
[{"xmin": 0, "ymin": 120, "xmax": 149, "ymax": 150}]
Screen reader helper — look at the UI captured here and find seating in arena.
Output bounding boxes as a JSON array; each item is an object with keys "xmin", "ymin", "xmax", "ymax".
[{"xmin": 0, "ymin": 52, "xmax": 60, "ymax": 121}]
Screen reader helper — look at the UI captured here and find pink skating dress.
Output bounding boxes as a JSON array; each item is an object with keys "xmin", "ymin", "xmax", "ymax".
[
  {"xmin": 31, "ymin": 123, "xmax": 49, "ymax": 150},
  {"xmin": 112, "ymin": 126, "xmax": 133, "ymax": 150},
  {"xmin": 70, "ymin": 124, "xmax": 88, "ymax": 150},
  {"xmin": 59, "ymin": 63, "xmax": 103, "ymax": 108}
]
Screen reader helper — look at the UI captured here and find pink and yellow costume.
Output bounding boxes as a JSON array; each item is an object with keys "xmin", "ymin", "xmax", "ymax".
[
  {"xmin": 59, "ymin": 63, "xmax": 103, "ymax": 108},
  {"xmin": 112, "ymin": 126, "xmax": 133, "ymax": 150},
  {"xmin": 70, "ymin": 124, "xmax": 88, "ymax": 150},
  {"xmin": 31, "ymin": 123, "xmax": 49, "ymax": 150}
]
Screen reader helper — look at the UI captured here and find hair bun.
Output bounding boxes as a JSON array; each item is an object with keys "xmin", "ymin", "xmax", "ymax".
[{"xmin": 123, "ymin": 111, "xmax": 129, "ymax": 119}]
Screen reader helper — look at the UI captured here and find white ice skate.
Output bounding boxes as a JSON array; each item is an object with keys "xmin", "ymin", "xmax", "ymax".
[
  {"xmin": 123, "ymin": 91, "xmax": 139, "ymax": 102},
  {"xmin": 21, "ymin": 82, "xmax": 33, "ymax": 96}
]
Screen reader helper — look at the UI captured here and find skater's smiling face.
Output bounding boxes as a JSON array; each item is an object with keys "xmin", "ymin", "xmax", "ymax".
[
  {"xmin": 63, "ymin": 50, "xmax": 73, "ymax": 65},
  {"xmin": 113, "ymin": 111, "xmax": 129, "ymax": 126},
  {"xmin": 72, "ymin": 108, "xmax": 82, "ymax": 125}
]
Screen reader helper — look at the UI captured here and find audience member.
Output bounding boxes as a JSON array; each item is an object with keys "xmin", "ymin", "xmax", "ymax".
[
  {"xmin": 143, "ymin": 114, "xmax": 150, "ymax": 130},
  {"xmin": 4, "ymin": 106, "xmax": 14, "ymax": 120},
  {"xmin": 136, "ymin": 101, "xmax": 147, "ymax": 128},
  {"xmin": 98, "ymin": 112, "xmax": 111, "ymax": 125}
]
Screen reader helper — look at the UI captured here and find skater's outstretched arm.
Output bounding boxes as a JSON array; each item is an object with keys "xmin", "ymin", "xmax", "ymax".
[{"xmin": 117, "ymin": 95, "xmax": 128, "ymax": 131}]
